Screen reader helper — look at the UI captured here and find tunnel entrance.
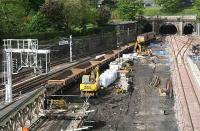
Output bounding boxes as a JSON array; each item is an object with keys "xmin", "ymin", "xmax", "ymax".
[
  {"xmin": 142, "ymin": 23, "xmax": 153, "ymax": 33},
  {"xmin": 183, "ymin": 23, "xmax": 194, "ymax": 35},
  {"xmin": 159, "ymin": 23, "xmax": 177, "ymax": 35}
]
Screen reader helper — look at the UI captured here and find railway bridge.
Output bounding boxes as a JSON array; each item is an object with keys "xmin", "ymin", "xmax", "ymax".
[
  {"xmin": 1, "ymin": 16, "xmax": 200, "ymax": 130},
  {"xmin": 0, "ymin": 87, "xmax": 45, "ymax": 131},
  {"xmin": 0, "ymin": 43, "xmax": 134, "ymax": 131},
  {"xmin": 142, "ymin": 15, "xmax": 198, "ymax": 35}
]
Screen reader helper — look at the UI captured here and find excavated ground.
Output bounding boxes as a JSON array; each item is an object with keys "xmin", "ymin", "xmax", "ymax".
[
  {"xmin": 87, "ymin": 61, "xmax": 178, "ymax": 131},
  {"xmin": 35, "ymin": 41, "xmax": 178, "ymax": 131},
  {"xmin": 36, "ymin": 61, "xmax": 178, "ymax": 131}
]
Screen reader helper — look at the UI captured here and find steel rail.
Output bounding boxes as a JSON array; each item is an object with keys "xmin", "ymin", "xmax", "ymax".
[{"xmin": 171, "ymin": 35, "xmax": 200, "ymax": 131}]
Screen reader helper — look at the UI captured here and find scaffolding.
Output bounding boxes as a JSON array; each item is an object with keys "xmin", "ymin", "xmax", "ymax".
[{"xmin": 2, "ymin": 39, "xmax": 50, "ymax": 103}]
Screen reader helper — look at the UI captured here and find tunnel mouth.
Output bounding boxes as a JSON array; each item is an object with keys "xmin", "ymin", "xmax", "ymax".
[
  {"xmin": 142, "ymin": 23, "xmax": 153, "ymax": 33},
  {"xmin": 159, "ymin": 23, "xmax": 177, "ymax": 35},
  {"xmin": 183, "ymin": 24, "xmax": 194, "ymax": 35}
]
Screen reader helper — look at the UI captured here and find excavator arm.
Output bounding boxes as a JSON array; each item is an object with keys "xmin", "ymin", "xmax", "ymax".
[{"xmin": 134, "ymin": 41, "xmax": 142, "ymax": 53}]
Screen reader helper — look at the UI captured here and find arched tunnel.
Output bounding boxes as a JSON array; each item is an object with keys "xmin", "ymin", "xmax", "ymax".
[
  {"xmin": 142, "ymin": 23, "xmax": 153, "ymax": 33},
  {"xmin": 159, "ymin": 23, "xmax": 177, "ymax": 35},
  {"xmin": 183, "ymin": 23, "xmax": 194, "ymax": 35}
]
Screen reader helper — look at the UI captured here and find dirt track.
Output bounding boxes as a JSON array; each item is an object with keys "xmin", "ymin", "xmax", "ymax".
[{"xmin": 88, "ymin": 63, "xmax": 178, "ymax": 131}]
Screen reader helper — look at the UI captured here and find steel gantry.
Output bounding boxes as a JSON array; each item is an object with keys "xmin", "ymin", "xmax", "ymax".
[{"xmin": 2, "ymin": 39, "xmax": 50, "ymax": 103}]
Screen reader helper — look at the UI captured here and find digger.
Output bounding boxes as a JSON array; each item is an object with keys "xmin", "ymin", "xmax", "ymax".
[
  {"xmin": 134, "ymin": 32, "xmax": 155, "ymax": 55},
  {"xmin": 80, "ymin": 66, "xmax": 100, "ymax": 97},
  {"xmin": 134, "ymin": 41, "xmax": 152, "ymax": 56}
]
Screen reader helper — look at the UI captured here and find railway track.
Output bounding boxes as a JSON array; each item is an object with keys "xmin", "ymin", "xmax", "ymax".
[
  {"xmin": 0, "ymin": 45, "xmax": 133, "ymax": 100},
  {"xmin": 0, "ymin": 58, "xmax": 65, "ymax": 90},
  {"xmin": 2, "ymin": 57, "xmax": 94, "ymax": 100},
  {"xmin": 0, "ymin": 51, "xmax": 106, "ymax": 96},
  {"xmin": 0, "ymin": 49, "xmax": 114, "ymax": 90},
  {"xmin": 169, "ymin": 35, "xmax": 200, "ymax": 131},
  {"xmin": 1, "ymin": 58, "xmax": 91, "ymax": 101}
]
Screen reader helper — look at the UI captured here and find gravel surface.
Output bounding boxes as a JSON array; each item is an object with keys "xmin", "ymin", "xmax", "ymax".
[
  {"xmin": 87, "ymin": 63, "xmax": 178, "ymax": 131},
  {"xmin": 35, "ymin": 54, "xmax": 178, "ymax": 131}
]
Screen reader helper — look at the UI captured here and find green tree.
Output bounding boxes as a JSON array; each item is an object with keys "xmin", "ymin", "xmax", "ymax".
[
  {"xmin": 79, "ymin": 0, "xmax": 96, "ymax": 30},
  {"xmin": 154, "ymin": 0, "xmax": 181, "ymax": 12},
  {"xmin": 96, "ymin": 6, "xmax": 111, "ymax": 26},
  {"xmin": 0, "ymin": 0, "xmax": 46, "ymax": 35},
  {"xmin": 26, "ymin": 12, "xmax": 50, "ymax": 32},
  {"xmin": 41, "ymin": 1, "xmax": 65, "ymax": 30},
  {"xmin": 29, "ymin": 0, "xmax": 45, "ymax": 11},
  {"xmin": 195, "ymin": 0, "xmax": 200, "ymax": 10},
  {"xmin": 102, "ymin": 0, "xmax": 116, "ymax": 8},
  {"xmin": 20, "ymin": 0, "xmax": 45, "ymax": 15},
  {"xmin": 117, "ymin": 0, "xmax": 143, "ymax": 20},
  {"xmin": 0, "ymin": 0, "xmax": 26, "ymax": 34},
  {"xmin": 62, "ymin": 0, "xmax": 97, "ymax": 30}
]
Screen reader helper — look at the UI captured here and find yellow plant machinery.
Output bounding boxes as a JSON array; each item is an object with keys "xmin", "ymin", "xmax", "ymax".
[
  {"xmin": 134, "ymin": 32, "xmax": 156, "ymax": 53},
  {"xmin": 80, "ymin": 66, "xmax": 100, "ymax": 97}
]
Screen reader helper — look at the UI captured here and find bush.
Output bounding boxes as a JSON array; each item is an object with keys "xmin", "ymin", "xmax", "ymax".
[
  {"xmin": 41, "ymin": 1, "xmax": 65, "ymax": 30},
  {"xmin": 96, "ymin": 6, "xmax": 111, "ymax": 26},
  {"xmin": 26, "ymin": 12, "xmax": 50, "ymax": 32},
  {"xmin": 117, "ymin": 0, "xmax": 143, "ymax": 20}
]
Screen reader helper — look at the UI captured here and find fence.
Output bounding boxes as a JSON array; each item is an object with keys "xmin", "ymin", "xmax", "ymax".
[
  {"xmin": 0, "ymin": 29, "xmax": 137, "ymax": 72},
  {"xmin": 48, "ymin": 29, "xmax": 136, "ymax": 61}
]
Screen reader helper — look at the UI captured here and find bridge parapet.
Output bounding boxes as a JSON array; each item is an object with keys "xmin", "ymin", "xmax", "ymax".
[
  {"xmin": 142, "ymin": 15, "xmax": 198, "ymax": 35},
  {"xmin": 0, "ymin": 87, "xmax": 45, "ymax": 131},
  {"xmin": 144, "ymin": 15, "xmax": 197, "ymax": 22}
]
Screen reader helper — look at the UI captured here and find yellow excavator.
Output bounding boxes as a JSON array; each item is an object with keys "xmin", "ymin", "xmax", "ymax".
[
  {"xmin": 134, "ymin": 41, "xmax": 142, "ymax": 53},
  {"xmin": 134, "ymin": 32, "xmax": 155, "ymax": 55},
  {"xmin": 80, "ymin": 66, "xmax": 100, "ymax": 97},
  {"xmin": 134, "ymin": 40, "xmax": 152, "ymax": 56}
]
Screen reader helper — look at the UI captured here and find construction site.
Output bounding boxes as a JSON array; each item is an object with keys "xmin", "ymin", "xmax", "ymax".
[{"xmin": 1, "ymin": 14, "xmax": 200, "ymax": 131}]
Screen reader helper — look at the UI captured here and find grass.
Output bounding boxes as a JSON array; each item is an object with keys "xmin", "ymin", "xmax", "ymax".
[
  {"xmin": 143, "ymin": 7, "xmax": 163, "ymax": 16},
  {"xmin": 143, "ymin": 6, "xmax": 199, "ymax": 16}
]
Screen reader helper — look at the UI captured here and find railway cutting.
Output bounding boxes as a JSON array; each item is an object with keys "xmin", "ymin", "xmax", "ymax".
[{"xmin": 0, "ymin": 11, "xmax": 200, "ymax": 131}]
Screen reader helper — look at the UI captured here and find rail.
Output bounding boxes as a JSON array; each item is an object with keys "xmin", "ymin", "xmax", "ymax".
[
  {"xmin": 169, "ymin": 35, "xmax": 200, "ymax": 131},
  {"xmin": 0, "ymin": 44, "xmax": 134, "ymax": 101},
  {"xmin": 47, "ymin": 45, "xmax": 134, "ymax": 95}
]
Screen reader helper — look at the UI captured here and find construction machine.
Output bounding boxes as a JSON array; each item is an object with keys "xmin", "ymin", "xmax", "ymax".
[
  {"xmin": 80, "ymin": 66, "xmax": 100, "ymax": 97},
  {"xmin": 135, "ymin": 41, "xmax": 153, "ymax": 56},
  {"xmin": 134, "ymin": 32, "xmax": 155, "ymax": 55},
  {"xmin": 134, "ymin": 41, "xmax": 142, "ymax": 53}
]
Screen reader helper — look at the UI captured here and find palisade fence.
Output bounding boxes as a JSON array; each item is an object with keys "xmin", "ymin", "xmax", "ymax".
[
  {"xmin": 48, "ymin": 29, "xmax": 136, "ymax": 62},
  {"xmin": 0, "ymin": 29, "xmax": 136, "ymax": 72}
]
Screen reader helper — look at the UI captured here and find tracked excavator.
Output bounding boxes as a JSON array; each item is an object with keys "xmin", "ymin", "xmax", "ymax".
[
  {"xmin": 80, "ymin": 66, "xmax": 100, "ymax": 97},
  {"xmin": 134, "ymin": 32, "xmax": 155, "ymax": 55},
  {"xmin": 134, "ymin": 41, "xmax": 153, "ymax": 56}
]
